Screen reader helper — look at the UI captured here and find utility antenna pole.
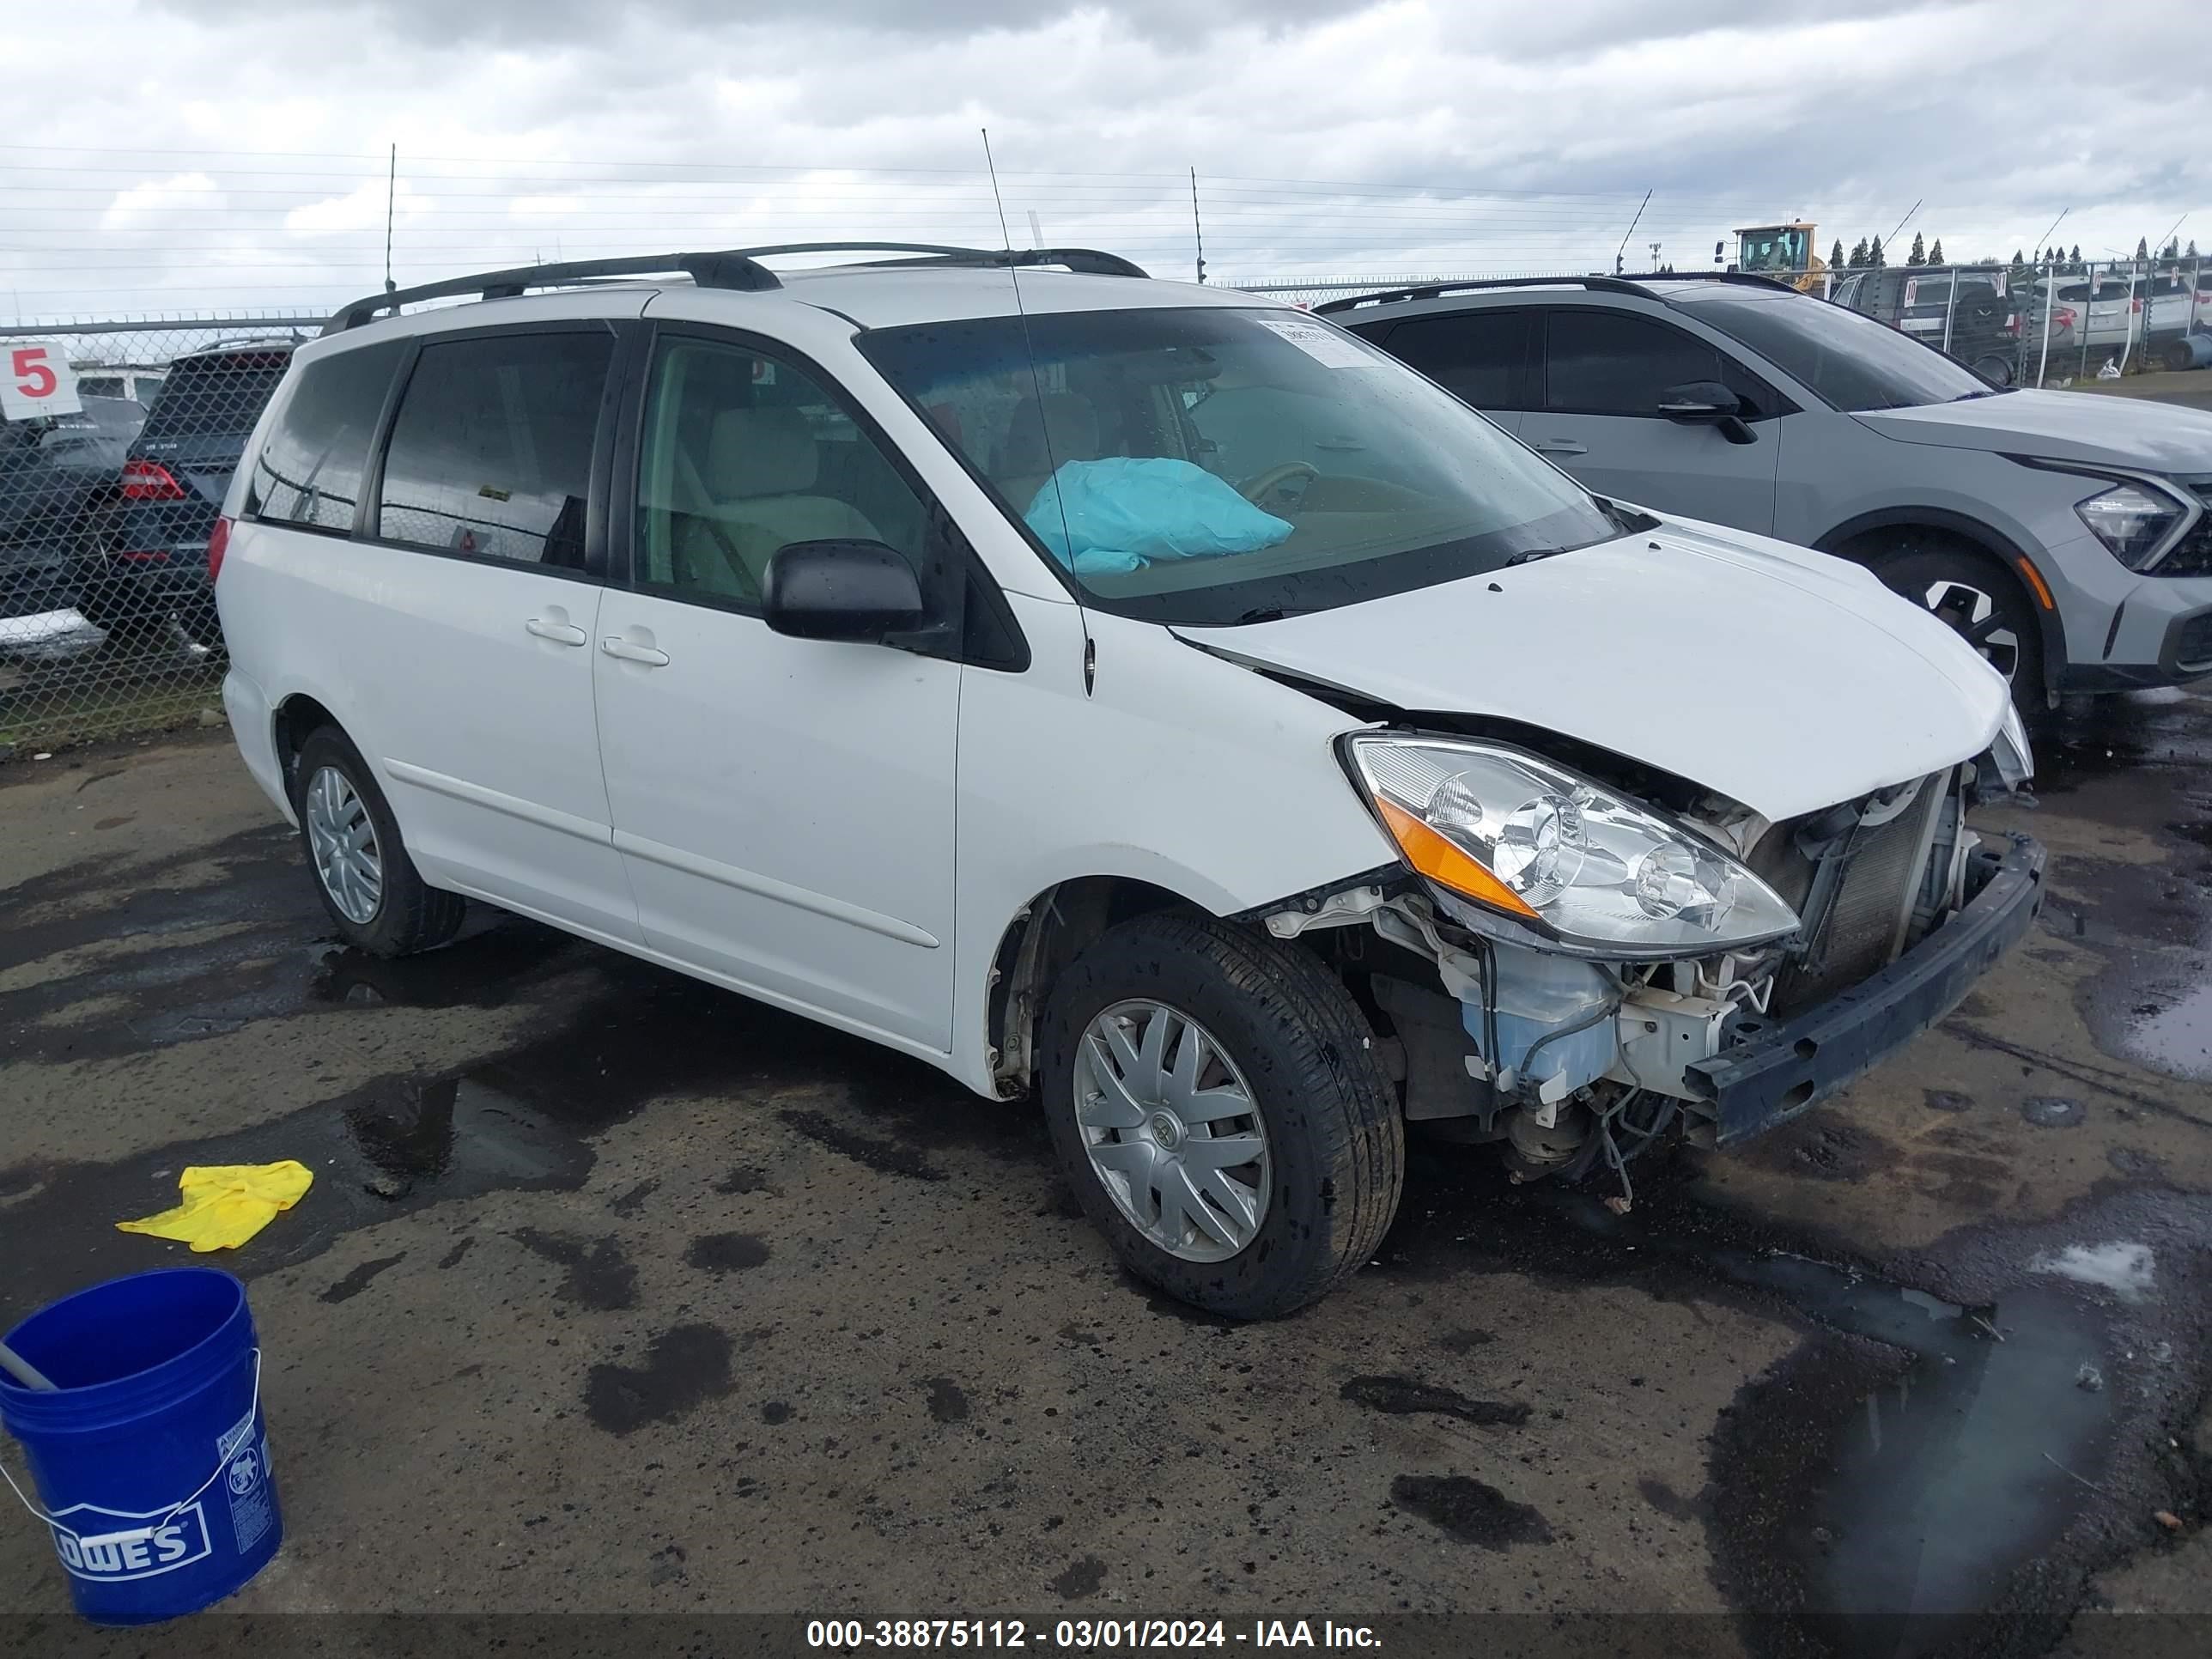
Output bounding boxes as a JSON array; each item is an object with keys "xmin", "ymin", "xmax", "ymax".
[
  {"xmin": 1886, "ymin": 197, "xmax": 1923, "ymax": 244},
  {"xmin": 383, "ymin": 143, "xmax": 398, "ymax": 294},
  {"xmin": 1190, "ymin": 168, "xmax": 1206, "ymax": 284},
  {"xmin": 1613, "ymin": 188, "xmax": 1651, "ymax": 275}
]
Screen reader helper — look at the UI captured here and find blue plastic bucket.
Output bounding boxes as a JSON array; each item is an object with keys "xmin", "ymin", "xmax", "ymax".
[{"xmin": 0, "ymin": 1268, "xmax": 281, "ymax": 1625}]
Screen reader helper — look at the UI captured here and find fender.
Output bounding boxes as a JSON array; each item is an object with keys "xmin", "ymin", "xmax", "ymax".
[{"xmin": 1814, "ymin": 505, "xmax": 2067, "ymax": 696}]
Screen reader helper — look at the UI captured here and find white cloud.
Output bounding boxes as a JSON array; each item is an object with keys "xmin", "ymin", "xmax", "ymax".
[
  {"xmin": 99, "ymin": 173, "xmax": 226, "ymax": 231},
  {"xmin": 0, "ymin": 0, "xmax": 2203, "ymax": 314}
]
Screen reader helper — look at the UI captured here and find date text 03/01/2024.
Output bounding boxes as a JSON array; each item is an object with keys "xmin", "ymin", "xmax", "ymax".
[{"xmin": 805, "ymin": 1619, "xmax": 1383, "ymax": 1649}]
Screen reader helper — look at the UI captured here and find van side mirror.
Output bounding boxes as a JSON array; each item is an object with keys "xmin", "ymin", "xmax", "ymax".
[
  {"xmin": 1656, "ymin": 380, "xmax": 1758, "ymax": 446},
  {"xmin": 761, "ymin": 540, "xmax": 924, "ymax": 642}
]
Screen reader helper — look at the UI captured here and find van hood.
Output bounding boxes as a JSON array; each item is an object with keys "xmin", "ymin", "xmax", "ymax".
[
  {"xmin": 1173, "ymin": 522, "xmax": 2010, "ymax": 823},
  {"xmin": 1855, "ymin": 387, "xmax": 2212, "ymax": 472}
]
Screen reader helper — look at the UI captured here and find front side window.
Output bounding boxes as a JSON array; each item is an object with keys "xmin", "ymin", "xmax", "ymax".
[
  {"xmin": 633, "ymin": 336, "xmax": 931, "ymax": 605},
  {"xmin": 1544, "ymin": 310, "xmax": 1730, "ymax": 416},
  {"xmin": 859, "ymin": 306, "xmax": 1616, "ymax": 624},
  {"xmin": 375, "ymin": 331, "xmax": 611, "ymax": 566},
  {"xmin": 1681, "ymin": 289, "xmax": 1992, "ymax": 411},
  {"xmin": 247, "ymin": 339, "xmax": 404, "ymax": 532}
]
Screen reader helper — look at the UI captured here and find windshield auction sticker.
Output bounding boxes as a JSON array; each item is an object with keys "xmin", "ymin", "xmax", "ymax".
[{"xmin": 1250, "ymin": 316, "xmax": 1376, "ymax": 369}]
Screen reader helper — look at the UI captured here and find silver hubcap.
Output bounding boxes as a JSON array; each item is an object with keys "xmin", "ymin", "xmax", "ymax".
[
  {"xmin": 305, "ymin": 764, "xmax": 383, "ymax": 925},
  {"xmin": 1919, "ymin": 580, "xmax": 2021, "ymax": 683},
  {"xmin": 1075, "ymin": 1000, "xmax": 1270, "ymax": 1263}
]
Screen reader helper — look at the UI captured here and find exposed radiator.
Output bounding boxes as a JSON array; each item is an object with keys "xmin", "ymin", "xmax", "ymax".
[{"xmin": 1771, "ymin": 774, "xmax": 1946, "ymax": 1015}]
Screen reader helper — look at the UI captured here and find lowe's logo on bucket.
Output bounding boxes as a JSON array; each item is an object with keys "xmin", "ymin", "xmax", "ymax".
[{"xmin": 50, "ymin": 1502, "xmax": 212, "ymax": 1582}]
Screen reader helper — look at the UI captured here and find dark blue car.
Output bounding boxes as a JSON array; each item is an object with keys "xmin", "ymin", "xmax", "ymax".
[{"xmin": 82, "ymin": 339, "xmax": 296, "ymax": 653}]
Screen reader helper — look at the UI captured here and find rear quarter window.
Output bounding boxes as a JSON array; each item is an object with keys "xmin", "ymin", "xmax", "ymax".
[{"xmin": 246, "ymin": 341, "xmax": 405, "ymax": 533}]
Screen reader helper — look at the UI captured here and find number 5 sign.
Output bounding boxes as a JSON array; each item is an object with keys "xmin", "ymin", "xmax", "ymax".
[{"xmin": 2, "ymin": 339, "xmax": 83, "ymax": 422}]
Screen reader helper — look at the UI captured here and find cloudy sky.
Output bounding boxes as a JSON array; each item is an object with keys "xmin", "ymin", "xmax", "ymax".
[{"xmin": 4, "ymin": 0, "xmax": 2207, "ymax": 319}]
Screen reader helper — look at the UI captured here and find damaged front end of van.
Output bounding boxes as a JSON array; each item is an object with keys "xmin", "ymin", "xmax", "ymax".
[{"xmin": 1246, "ymin": 710, "xmax": 2042, "ymax": 1194}]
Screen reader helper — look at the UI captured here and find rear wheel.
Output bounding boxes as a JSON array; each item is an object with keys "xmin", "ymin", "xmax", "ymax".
[
  {"xmin": 1870, "ymin": 544, "xmax": 2044, "ymax": 698},
  {"xmin": 291, "ymin": 726, "xmax": 465, "ymax": 957},
  {"xmin": 1038, "ymin": 913, "xmax": 1403, "ymax": 1319}
]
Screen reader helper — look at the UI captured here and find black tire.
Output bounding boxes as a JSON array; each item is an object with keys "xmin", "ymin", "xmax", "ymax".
[
  {"xmin": 1969, "ymin": 354, "xmax": 2014, "ymax": 387},
  {"xmin": 1869, "ymin": 543, "xmax": 2045, "ymax": 702},
  {"xmin": 2162, "ymin": 338, "xmax": 2194, "ymax": 372},
  {"xmin": 291, "ymin": 726, "xmax": 465, "ymax": 957},
  {"xmin": 1038, "ymin": 912, "xmax": 1404, "ymax": 1320}
]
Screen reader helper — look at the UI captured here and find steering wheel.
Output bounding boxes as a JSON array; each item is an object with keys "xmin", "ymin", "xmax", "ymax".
[{"xmin": 1237, "ymin": 460, "xmax": 1319, "ymax": 507}]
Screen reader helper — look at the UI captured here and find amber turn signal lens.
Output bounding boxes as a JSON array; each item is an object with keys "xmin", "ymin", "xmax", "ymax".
[{"xmin": 1375, "ymin": 799, "xmax": 1541, "ymax": 921}]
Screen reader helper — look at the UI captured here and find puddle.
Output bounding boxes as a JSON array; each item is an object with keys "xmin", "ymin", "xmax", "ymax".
[
  {"xmin": 0, "ymin": 939, "xmax": 1018, "ymax": 1327},
  {"xmin": 1377, "ymin": 1158, "xmax": 2137, "ymax": 1657},
  {"xmin": 1545, "ymin": 1197, "xmax": 2117, "ymax": 1653},
  {"xmin": 304, "ymin": 920, "xmax": 587, "ymax": 1010},
  {"xmin": 2027, "ymin": 689, "xmax": 2211, "ymax": 799},
  {"xmin": 2118, "ymin": 975, "xmax": 2212, "ymax": 1080}
]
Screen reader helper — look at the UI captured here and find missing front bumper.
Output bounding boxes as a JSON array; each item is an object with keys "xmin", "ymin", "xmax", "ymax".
[{"xmin": 1684, "ymin": 833, "xmax": 2046, "ymax": 1146}]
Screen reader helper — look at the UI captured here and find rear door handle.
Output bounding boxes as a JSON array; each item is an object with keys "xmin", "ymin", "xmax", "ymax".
[
  {"xmin": 525, "ymin": 617, "xmax": 587, "ymax": 646},
  {"xmin": 1529, "ymin": 438, "xmax": 1588, "ymax": 456},
  {"xmin": 601, "ymin": 637, "xmax": 671, "ymax": 666}
]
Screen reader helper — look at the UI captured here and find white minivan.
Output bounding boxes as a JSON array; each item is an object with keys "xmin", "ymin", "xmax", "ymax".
[{"xmin": 216, "ymin": 245, "xmax": 2045, "ymax": 1317}]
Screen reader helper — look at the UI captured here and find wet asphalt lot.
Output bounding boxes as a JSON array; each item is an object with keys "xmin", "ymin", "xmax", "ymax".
[{"xmin": 3, "ymin": 690, "xmax": 2211, "ymax": 1657}]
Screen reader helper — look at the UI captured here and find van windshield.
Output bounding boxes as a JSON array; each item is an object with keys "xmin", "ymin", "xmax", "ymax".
[{"xmin": 859, "ymin": 306, "xmax": 1620, "ymax": 623}]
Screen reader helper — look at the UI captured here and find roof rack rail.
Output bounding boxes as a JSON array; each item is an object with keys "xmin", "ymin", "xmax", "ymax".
[
  {"xmin": 823, "ymin": 244, "xmax": 1150, "ymax": 279},
  {"xmin": 325, "ymin": 249, "xmax": 784, "ymax": 333},
  {"xmin": 1311, "ymin": 270, "xmax": 1790, "ymax": 314},
  {"xmin": 325, "ymin": 241, "xmax": 1151, "ymax": 334}
]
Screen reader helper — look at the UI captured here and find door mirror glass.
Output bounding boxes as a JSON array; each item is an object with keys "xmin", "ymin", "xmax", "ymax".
[
  {"xmin": 762, "ymin": 539, "xmax": 925, "ymax": 641},
  {"xmin": 1656, "ymin": 380, "xmax": 1739, "ymax": 422}
]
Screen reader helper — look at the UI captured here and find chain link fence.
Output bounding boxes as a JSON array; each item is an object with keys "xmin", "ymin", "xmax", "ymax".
[
  {"xmin": 1, "ymin": 314, "xmax": 320, "ymax": 756},
  {"xmin": 5, "ymin": 254, "xmax": 2209, "ymax": 757}
]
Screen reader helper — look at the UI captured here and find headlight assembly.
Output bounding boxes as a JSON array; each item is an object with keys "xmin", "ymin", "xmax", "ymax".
[
  {"xmin": 2075, "ymin": 481, "xmax": 2184, "ymax": 570},
  {"xmin": 1345, "ymin": 734, "xmax": 1801, "ymax": 956}
]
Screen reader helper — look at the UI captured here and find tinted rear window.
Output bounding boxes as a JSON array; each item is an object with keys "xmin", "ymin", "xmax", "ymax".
[
  {"xmin": 374, "ymin": 331, "xmax": 611, "ymax": 567},
  {"xmin": 142, "ymin": 353, "xmax": 291, "ymax": 441},
  {"xmin": 246, "ymin": 340, "xmax": 404, "ymax": 533},
  {"xmin": 1376, "ymin": 310, "xmax": 1531, "ymax": 408}
]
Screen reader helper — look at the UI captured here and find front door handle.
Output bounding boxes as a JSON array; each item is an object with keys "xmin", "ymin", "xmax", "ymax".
[
  {"xmin": 601, "ymin": 636, "xmax": 671, "ymax": 667},
  {"xmin": 1528, "ymin": 438, "xmax": 1588, "ymax": 456},
  {"xmin": 525, "ymin": 617, "xmax": 587, "ymax": 646}
]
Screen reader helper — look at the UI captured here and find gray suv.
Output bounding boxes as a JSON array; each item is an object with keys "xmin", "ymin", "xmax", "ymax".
[{"xmin": 1324, "ymin": 274, "xmax": 2212, "ymax": 705}]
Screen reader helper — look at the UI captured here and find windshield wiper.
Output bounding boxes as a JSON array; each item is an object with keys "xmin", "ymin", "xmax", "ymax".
[
  {"xmin": 1502, "ymin": 548, "xmax": 1569, "ymax": 568},
  {"xmin": 1232, "ymin": 605, "xmax": 1315, "ymax": 624}
]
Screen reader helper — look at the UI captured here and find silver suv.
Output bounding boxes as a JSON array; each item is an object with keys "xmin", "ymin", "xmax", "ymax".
[{"xmin": 1325, "ymin": 274, "xmax": 2212, "ymax": 706}]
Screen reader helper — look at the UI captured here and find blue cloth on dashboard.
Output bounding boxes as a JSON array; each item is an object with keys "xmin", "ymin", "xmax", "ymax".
[{"xmin": 1024, "ymin": 458, "xmax": 1294, "ymax": 576}]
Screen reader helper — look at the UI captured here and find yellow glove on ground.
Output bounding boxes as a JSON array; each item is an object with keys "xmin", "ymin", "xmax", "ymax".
[{"xmin": 116, "ymin": 1161, "xmax": 316, "ymax": 1252}]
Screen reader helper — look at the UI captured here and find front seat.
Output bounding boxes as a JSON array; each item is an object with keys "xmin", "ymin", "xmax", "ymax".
[
  {"xmin": 697, "ymin": 408, "xmax": 881, "ymax": 591},
  {"xmin": 999, "ymin": 391, "xmax": 1103, "ymax": 507}
]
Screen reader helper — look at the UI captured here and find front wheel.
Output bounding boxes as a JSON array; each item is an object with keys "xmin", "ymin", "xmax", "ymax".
[
  {"xmin": 1872, "ymin": 545, "xmax": 2044, "ymax": 699},
  {"xmin": 1039, "ymin": 913, "xmax": 1403, "ymax": 1319}
]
